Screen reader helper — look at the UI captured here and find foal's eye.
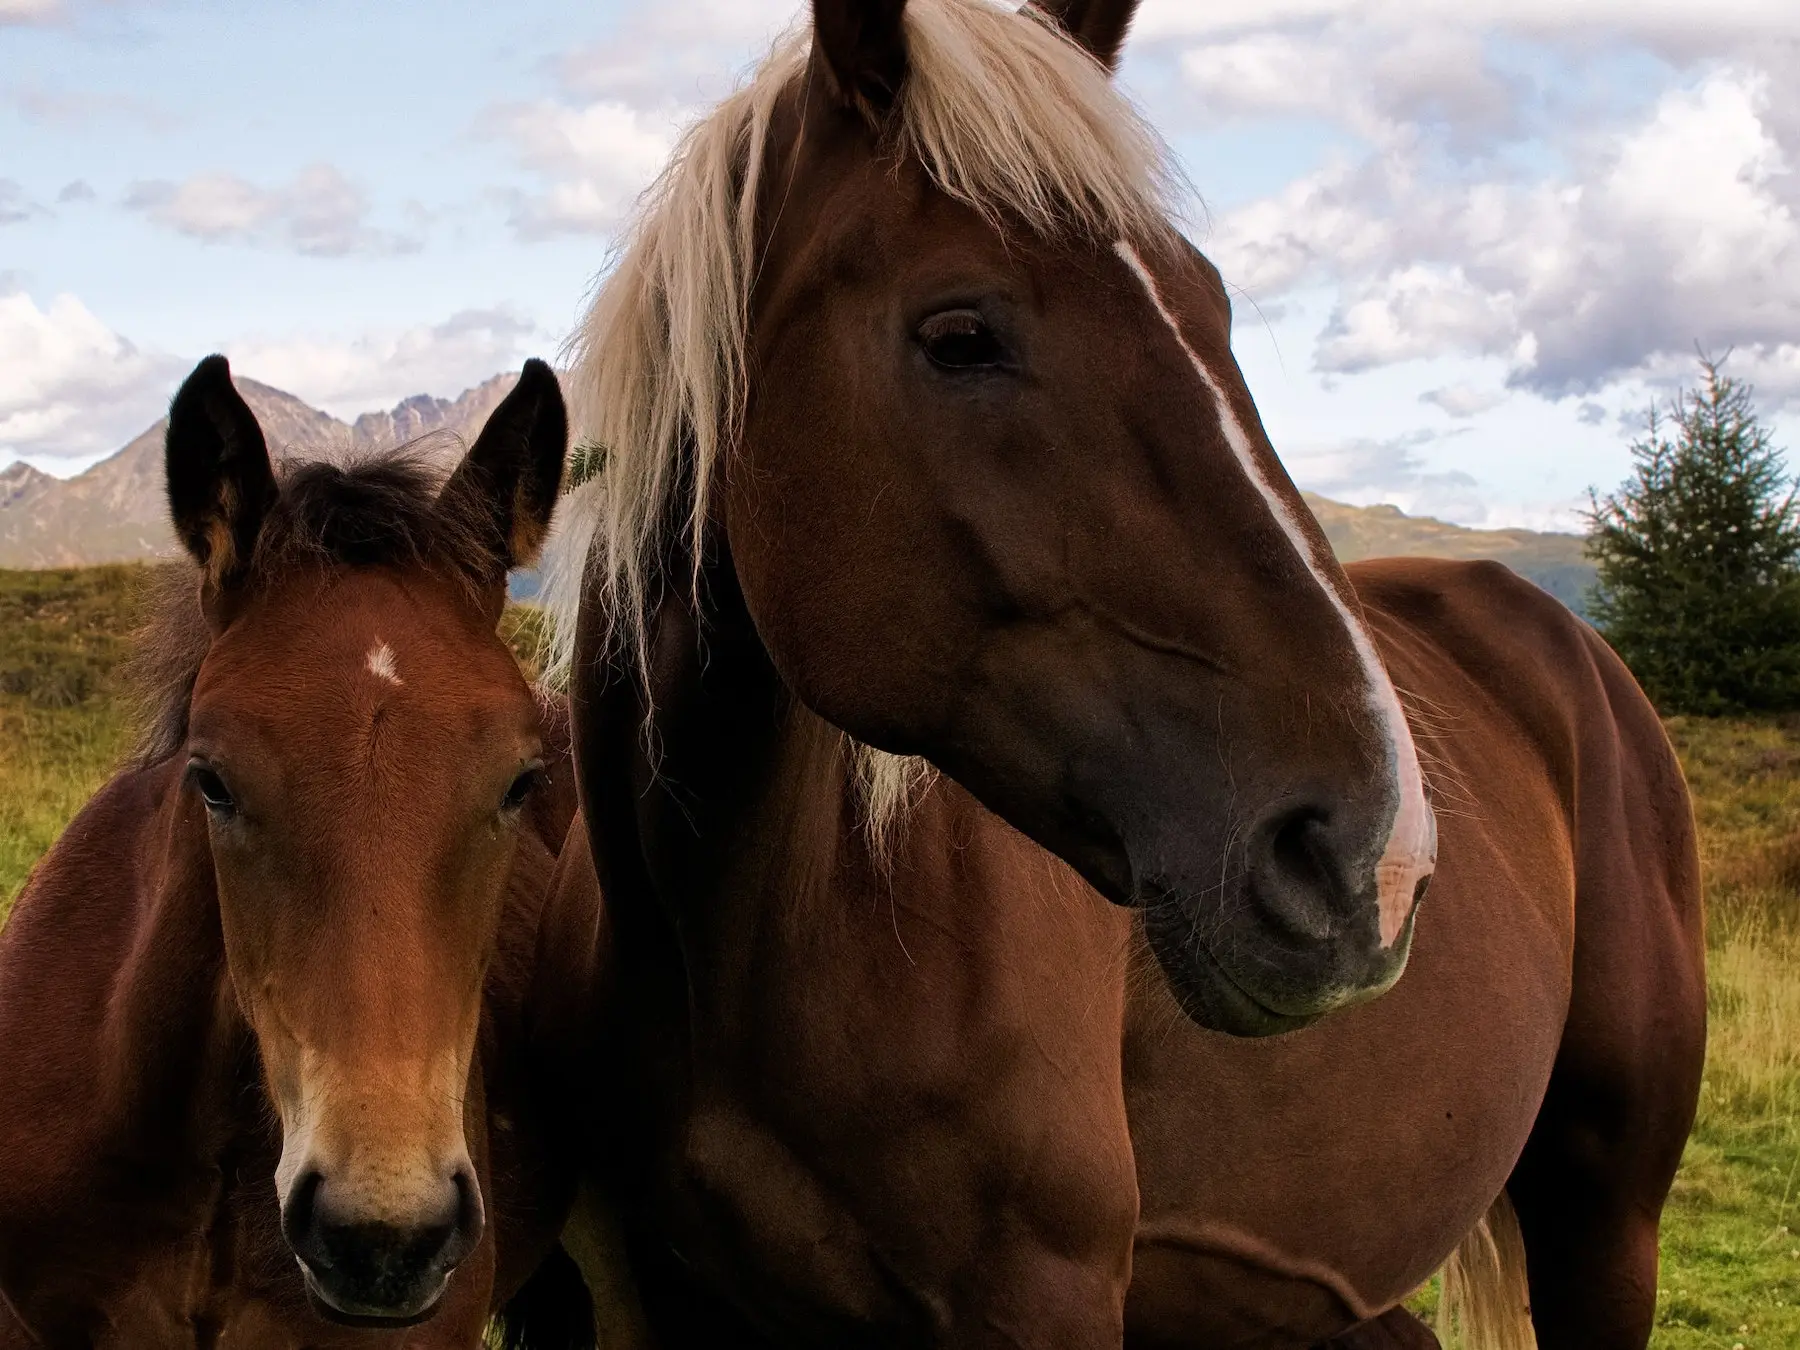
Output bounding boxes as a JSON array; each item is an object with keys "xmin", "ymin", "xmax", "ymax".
[
  {"xmin": 917, "ymin": 309, "xmax": 1006, "ymax": 371},
  {"xmin": 187, "ymin": 763, "xmax": 237, "ymax": 817},
  {"xmin": 501, "ymin": 763, "xmax": 545, "ymax": 815}
]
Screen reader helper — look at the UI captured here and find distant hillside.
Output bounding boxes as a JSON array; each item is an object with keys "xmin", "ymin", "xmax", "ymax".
[
  {"xmin": 0, "ymin": 374, "xmax": 519, "ymax": 569},
  {"xmin": 1303, "ymin": 493, "xmax": 1595, "ymax": 614}
]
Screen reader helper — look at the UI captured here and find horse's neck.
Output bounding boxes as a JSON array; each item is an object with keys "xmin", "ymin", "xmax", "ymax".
[{"xmin": 636, "ymin": 571, "xmax": 877, "ymax": 939}]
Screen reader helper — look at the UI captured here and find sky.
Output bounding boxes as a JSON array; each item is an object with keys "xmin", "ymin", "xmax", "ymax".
[{"xmin": 3, "ymin": 0, "xmax": 1799, "ymax": 531}]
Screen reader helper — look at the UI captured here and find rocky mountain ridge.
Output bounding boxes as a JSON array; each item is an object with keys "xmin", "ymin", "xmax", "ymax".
[{"xmin": 0, "ymin": 374, "xmax": 518, "ymax": 569}]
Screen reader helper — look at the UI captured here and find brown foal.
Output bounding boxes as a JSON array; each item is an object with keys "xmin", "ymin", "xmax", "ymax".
[{"xmin": 0, "ymin": 358, "xmax": 594, "ymax": 1347}]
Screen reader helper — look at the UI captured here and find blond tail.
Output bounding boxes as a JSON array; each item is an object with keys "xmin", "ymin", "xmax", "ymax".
[{"xmin": 1438, "ymin": 1192, "xmax": 1536, "ymax": 1350}]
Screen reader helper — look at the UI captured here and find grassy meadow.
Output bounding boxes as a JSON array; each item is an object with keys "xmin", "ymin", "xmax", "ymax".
[{"xmin": 4, "ymin": 566, "xmax": 1800, "ymax": 1345}]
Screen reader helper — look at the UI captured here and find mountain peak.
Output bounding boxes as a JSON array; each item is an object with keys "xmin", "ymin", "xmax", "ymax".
[
  {"xmin": 350, "ymin": 373, "xmax": 520, "ymax": 451},
  {"xmin": 0, "ymin": 461, "xmax": 55, "ymax": 514},
  {"xmin": 1, "ymin": 461, "xmax": 52, "ymax": 487}
]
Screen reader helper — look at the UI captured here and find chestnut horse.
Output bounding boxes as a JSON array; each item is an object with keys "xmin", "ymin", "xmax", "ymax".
[
  {"xmin": 543, "ymin": 1, "xmax": 1706, "ymax": 1347},
  {"xmin": 0, "ymin": 358, "xmax": 594, "ymax": 1347}
]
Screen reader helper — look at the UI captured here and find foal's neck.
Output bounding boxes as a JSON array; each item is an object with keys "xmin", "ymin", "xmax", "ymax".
[{"xmin": 103, "ymin": 762, "xmax": 252, "ymax": 1160}]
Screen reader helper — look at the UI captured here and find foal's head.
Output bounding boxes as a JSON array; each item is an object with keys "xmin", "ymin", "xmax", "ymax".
[
  {"xmin": 561, "ymin": 0, "xmax": 1434, "ymax": 1035},
  {"xmin": 157, "ymin": 356, "xmax": 565, "ymax": 1323}
]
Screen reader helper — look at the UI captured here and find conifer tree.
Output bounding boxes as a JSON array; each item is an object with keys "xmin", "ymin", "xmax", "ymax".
[{"xmin": 1587, "ymin": 355, "xmax": 1800, "ymax": 714}]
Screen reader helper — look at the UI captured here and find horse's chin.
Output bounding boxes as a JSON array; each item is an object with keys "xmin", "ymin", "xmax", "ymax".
[
  {"xmin": 301, "ymin": 1268, "xmax": 449, "ymax": 1329},
  {"xmin": 1143, "ymin": 898, "xmax": 1419, "ymax": 1038},
  {"xmin": 1154, "ymin": 933, "xmax": 1324, "ymax": 1038}
]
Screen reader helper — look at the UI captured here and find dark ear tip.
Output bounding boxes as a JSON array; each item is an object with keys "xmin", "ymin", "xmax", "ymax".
[
  {"xmin": 517, "ymin": 358, "xmax": 560, "ymax": 394},
  {"xmin": 188, "ymin": 353, "xmax": 233, "ymax": 386},
  {"xmin": 172, "ymin": 354, "xmax": 235, "ymax": 409}
]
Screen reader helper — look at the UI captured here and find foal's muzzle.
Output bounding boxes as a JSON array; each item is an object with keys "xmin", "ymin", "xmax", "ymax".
[{"xmin": 282, "ymin": 1164, "xmax": 484, "ymax": 1325}]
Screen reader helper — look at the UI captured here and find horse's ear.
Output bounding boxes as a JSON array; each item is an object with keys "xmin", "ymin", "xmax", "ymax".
[
  {"xmin": 1032, "ymin": 0, "xmax": 1139, "ymax": 72},
  {"xmin": 438, "ymin": 359, "xmax": 567, "ymax": 588},
  {"xmin": 812, "ymin": 0, "xmax": 910, "ymax": 117},
  {"xmin": 165, "ymin": 355, "xmax": 277, "ymax": 597}
]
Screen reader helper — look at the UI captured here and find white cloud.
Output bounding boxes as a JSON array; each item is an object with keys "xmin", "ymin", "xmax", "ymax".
[
  {"xmin": 1318, "ymin": 264, "xmax": 1521, "ymax": 372},
  {"xmin": 1136, "ymin": 0, "xmax": 1800, "ymax": 46},
  {"xmin": 1421, "ymin": 383, "xmax": 1509, "ymax": 418},
  {"xmin": 491, "ymin": 100, "xmax": 677, "ymax": 238},
  {"xmin": 1176, "ymin": 25, "xmax": 1516, "ymax": 145},
  {"xmin": 554, "ymin": 0, "xmax": 796, "ymax": 109},
  {"xmin": 224, "ymin": 309, "xmax": 542, "ymax": 418},
  {"xmin": 1207, "ymin": 66, "xmax": 1800, "ymax": 404},
  {"xmin": 0, "ymin": 292, "xmax": 543, "ymax": 468},
  {"xmin": 124, "ymin": 164, "xmax": 416, "ymax": 256},
  {"xmin": 490, "ymin": 0, "xmax": 793, "ymax": 240},
  {"xmin": 0, "ymin": 289, "xmax": 180, "ymax": 462},
  {"xmin": 1282, "ymin": 428, "xmax": 1488, "ymax": 521}
]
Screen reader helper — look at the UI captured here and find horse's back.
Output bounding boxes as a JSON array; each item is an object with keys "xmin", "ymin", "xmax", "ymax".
[{"xmin": 1124, "ymin": 557, "xmax": 1702, "ymax": 1347}]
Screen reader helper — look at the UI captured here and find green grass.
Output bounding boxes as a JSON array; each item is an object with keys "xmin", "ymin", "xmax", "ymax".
[
  {"xmin": 6, "ymin": 567, "xmax": 1800, "ymax": 1343},
  {"xmin": 0, "ymin": 566, "xmax": 144, "ymax": 921},
  {"xmin": 1647, "ymin": 717, "xmax": 1800, "ymax": 1349}
]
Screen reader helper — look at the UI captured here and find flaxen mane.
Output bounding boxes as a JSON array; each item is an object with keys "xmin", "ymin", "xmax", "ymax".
[
  {"xmin": 131, "ymin": 451, "xmax": 498, "ymax": 765},
  {"xmin": 541, "ymin": 0, "xmax": 1181, "ymax": 841}
]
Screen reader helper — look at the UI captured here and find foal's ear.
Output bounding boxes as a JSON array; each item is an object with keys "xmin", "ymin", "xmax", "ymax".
[
  {"xmin": 438, "ymin": 358, "xmax": 567, "ymax": 585},
  {"xmin": 812, "ymin": 0, "xmax": 910, "ymax": 117},
  {"xmin": 165, "ymin": 355, "xmax": 278, "ymax": 593},
  {"xmin": 1032, "ymin": 0, "xmax": 1139, "ymax": 72}
]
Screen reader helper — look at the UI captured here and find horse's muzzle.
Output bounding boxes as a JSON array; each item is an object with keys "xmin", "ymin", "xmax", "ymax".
[
  {"xmin": 1140, "ymin": 795, "xmax": 1434, "ymax": 1037},
  {"xmin": 281, "ymin": 1164, "xmax": 484, "ymax": 1326}
]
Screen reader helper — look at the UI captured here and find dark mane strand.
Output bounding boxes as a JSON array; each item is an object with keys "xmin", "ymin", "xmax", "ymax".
[{"xmin": 129, "ymin": 446, "xmax": 501, "ymax": 766}]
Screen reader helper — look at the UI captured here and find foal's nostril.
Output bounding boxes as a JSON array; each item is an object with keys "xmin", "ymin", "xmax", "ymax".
[
  {"xmin": 281, "ymin": 1168, "xmax": 327, "ymax": 1267},
  {"xmin": 451, "ymin": 1165, "xmax": 485, "ymax": 1251}
]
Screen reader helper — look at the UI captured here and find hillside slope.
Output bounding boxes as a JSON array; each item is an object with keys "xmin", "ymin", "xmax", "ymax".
[{"xmin": 1303, "ymin": 493, "xmax": 1594, "ymax": 613}]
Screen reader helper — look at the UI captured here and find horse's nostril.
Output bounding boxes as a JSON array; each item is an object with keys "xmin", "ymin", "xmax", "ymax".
[{"xmin": 1251, "ymin": 806, "xmax": 1349, "ymax": 941}]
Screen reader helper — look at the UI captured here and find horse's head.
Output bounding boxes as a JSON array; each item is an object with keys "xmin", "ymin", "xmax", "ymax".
[
  {"xmin": 567, "ymin": 0, "xmax": 1432, "ymax": 1036},
  {"xmin": 163, "ymin": 356, "xmax": 566, "ymax": 1324}
]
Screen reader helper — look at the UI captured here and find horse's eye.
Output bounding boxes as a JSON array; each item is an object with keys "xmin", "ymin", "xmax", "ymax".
[
  {"xmin": 918, "ymin": 309, "xmax": 1006, "ymax": 370},
  {"xmin": 501, "ymin": 764, "xmax": 545, "ymax": 814},
  {"xmin": 188, "ymin": 763, "xmax": 237, "ymax": 816}
]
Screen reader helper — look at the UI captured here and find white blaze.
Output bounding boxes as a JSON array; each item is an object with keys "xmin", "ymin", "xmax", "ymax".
[
  {"xmin": 365, "ymin": 640, "xmax": 402, "ymax": 686},
  {"xmin": 1112, "ymin": 240, "xmax": 1435, "ymax": 948}
]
